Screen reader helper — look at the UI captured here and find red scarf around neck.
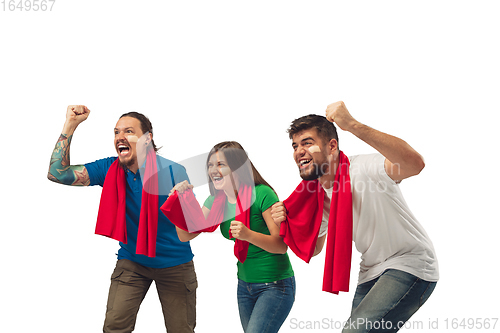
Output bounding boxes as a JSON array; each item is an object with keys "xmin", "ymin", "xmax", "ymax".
[
  {"xmin": 280, "ymin": 151, "xmax": 352, "ymax": 294},
  {"xmin": 95, "ymin": 148, "xmax": 159, "ymax": 258},
  {"xmin": 161, "ymin": 184, "xmax": 252, "ymax": 263}
]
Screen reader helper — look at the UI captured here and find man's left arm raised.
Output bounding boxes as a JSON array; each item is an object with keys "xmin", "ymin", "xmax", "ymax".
[{"xmin": 325, "ymin": 101, "xmax": 425, "ymax": 181}]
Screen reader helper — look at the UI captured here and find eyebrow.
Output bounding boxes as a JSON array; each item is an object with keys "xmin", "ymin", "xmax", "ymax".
[
  {"xmin": 207, "ymin": 160, "xmax": 227, "ymax": 168},
  {"xmin": 114, "ymin": 127, "xmax": 135, "ymax": 131},
  {"xmin": 292, "ymin": 136, "xmax": 315, "ymax": 146}
]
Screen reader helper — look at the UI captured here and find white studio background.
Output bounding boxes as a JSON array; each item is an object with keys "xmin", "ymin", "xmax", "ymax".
[{"xmin": 1, "ymin": 1, "xmax": 499, "ymax": 332}]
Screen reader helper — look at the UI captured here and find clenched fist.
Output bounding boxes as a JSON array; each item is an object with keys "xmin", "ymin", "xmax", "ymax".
[
  {"xmin": 229, "ymin": 221, "xmax": 251, "ymax": 241},
  {"xmin": 170, "ymin": 180, "xmax": 194, "ymax": 196},
  {"xmin": 325, "ymin": 101, "xmax": 358, "ymax": 132},
  {"xmin": 66, "ymin": 105, "xmax": 90, "ymax": 125},
  {"xmin": 271, "ymin": 201, "xmax": 287, "ymax": 227}
]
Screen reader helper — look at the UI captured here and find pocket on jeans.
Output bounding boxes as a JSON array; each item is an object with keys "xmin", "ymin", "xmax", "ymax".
[
  {"xmin": 111, "ymin": 268, "xmax": 124, "ymax": 280},
  {"xmin": 185, "ymin": 280, "xmax": 198, "ymax": 293},
  {"xmin": 110, "ymin": 268, "xmax": 134, "ymax": 284},
  {"xmin": 268, "ymin": 278, "xmax": 293, "ymax": 296}
]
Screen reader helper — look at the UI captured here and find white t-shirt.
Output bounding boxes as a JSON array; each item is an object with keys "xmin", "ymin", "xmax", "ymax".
[{"xmin": 320, "ymin": 153, "xmax": 439, "ymax": 285}]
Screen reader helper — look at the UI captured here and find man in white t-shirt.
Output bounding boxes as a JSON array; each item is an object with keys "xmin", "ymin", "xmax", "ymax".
[{"xmin": 272, "ymin": 101, "xmax": 438, "ymax": 332}]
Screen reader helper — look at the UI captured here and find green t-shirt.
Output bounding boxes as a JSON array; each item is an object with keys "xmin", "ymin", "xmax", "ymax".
[{"xmin": 203, "ymin": 184, "xmax": 294, "ymax": 283}]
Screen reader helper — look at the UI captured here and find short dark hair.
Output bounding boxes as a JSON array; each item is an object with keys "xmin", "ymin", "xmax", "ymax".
[
  {"xmin": 287, "ymin": 114, "xmax": 339, "ymax": 147},
  {"xmin": 120, "ymin": 112, "xmax": 160, "ymax": 152}
]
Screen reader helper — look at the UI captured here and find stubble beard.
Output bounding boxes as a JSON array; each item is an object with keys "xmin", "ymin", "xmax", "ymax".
[
  {"xmin": 119, "ymin": 156, "xmax": 137, "ymax": 171},
  {"xmin": 300, "ymin": 162, "xmax": 329, "ymax": 181}
]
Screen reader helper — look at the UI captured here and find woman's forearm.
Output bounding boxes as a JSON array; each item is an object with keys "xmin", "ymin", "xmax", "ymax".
[{"xmin": 246, "ymin": 231, "xmax": 288, "ymax": 254}]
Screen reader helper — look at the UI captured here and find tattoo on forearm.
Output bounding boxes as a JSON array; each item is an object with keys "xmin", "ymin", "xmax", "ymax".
[
  {"xmin": 73, "ymin": 168, "xmax": 90, "ymax": 186},
  {"xmin": 48, "ymin": 133, "xmax": 89, "ymax": 186},
  {"xmin": 56, "ymin": 134, "xmax": 68, "ymax": 144},
  {"xmin": 54, "ymin": 134, "xmax": 71, "ymax": 166},
  {"xmin": 47, "ymin": 172, "xmax": 63, "ymax": 184}
]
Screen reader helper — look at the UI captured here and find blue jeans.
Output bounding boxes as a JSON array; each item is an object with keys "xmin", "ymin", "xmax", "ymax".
[
  {"xmin": 237, "ymin": 276, "xmax": 296, "ymax": 333},
  {"xmin": 342, "ymin": 269, "xmax": 437, "ymax": 333}
]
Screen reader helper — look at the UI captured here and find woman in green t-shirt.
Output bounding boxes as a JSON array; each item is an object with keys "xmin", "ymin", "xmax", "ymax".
[{"xmin": 175, "ymin": 141, "xmax": 295, "ymax": 333}]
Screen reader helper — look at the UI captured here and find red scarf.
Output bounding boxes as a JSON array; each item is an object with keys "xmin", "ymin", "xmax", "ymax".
[
  {"xmin": 280, "ymin": 151, "xmax": 352, "ymax": 294},
  {"xmin": 161, "ymin": 184, "xmax": 252, "ymax": 263},
  {"xmin": 95, "ymin": 149, "xmax": 159, "ymax": 258}
]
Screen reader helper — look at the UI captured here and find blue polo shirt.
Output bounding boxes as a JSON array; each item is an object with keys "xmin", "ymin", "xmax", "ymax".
[{"xmin": 85, "ymin": 156, "xmax": 194, "ymax": 268}]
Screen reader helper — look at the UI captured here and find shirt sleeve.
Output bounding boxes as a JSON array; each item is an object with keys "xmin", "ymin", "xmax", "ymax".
[
  {"xmin": 351, "ymin": 153, "xmax": 396, "ymax": 186},
  {"xmin": 171, "ymin": 164, "xmax": 189, "ymax": 185},
  {"xmin": 203, "ymin": 195, "xmax": 215, "ymax": 209},
  {"xmin": 84, "ymin": 157, "xmax": 116, "ymax": 187},
  {"xmin": 368, "ymin": 153, "xmax": 397, "ymax": 185},
  {"xmin": 256, "ymin": 185, "xmax": 279, "ymax": 212},
  {"xmin": 156, "ymin": 158, "xmax": 191, "ymax": 194}
]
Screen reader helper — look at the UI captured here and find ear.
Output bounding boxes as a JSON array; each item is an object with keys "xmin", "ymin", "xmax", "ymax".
[
  {"xmin": 143, "ymin": 132, "xmax": 153, "ymax": 145},
  {"xmin": 327, "ymin": 138, "xmax": 338, "ymax": 155}
]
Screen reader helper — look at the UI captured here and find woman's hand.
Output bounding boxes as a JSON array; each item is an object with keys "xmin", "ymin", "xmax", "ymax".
[
  {"xmin": 230, "ymin": 221, "xmax": 252, "ymax": 242},
  {"xmin": 170, "ymin": 180, "xmax": 194, "ymax": 196}
]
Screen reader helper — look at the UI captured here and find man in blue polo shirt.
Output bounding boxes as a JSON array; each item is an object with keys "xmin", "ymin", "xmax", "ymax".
[{"xmin": 47, "ymin": 105, "xmax": 197, "ymax": 333}]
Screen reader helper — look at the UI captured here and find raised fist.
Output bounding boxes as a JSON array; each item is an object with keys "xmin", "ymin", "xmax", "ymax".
[
  {"xmin": 325, "ymin": 101, "xmax": 357, "ymax": 132},
  {"xmin": 66, "ymin": 105, "xmax": 90, "ymax": 125}
]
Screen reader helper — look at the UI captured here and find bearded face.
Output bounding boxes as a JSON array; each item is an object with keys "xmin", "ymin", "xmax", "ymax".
[{"xmin": 292, "ymin": 129, "xmax": 332, "ymax": 181}]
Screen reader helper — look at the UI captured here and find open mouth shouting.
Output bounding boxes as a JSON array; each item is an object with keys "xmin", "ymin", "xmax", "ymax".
[
  {"xmin": 211, "ymin": 174, "xmax": 226, "ymax": 188},
  {"xmin": 297, "ymin": 156, "xmax": 324, "ymax": 180},
  {"xmin": 116, "ymin": 142, "xmax": 131, "ymax": 157},
  {"xmin": 298, "ymin": 158, "xmax": 313, "ymax": 170}
]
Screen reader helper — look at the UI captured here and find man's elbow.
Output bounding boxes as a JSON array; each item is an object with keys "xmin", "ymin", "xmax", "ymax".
[
  {"xmin": 417, "ymin": 158, "xmax": 425, "ymax": 174},
  {"xmin": 312, "ymin": 246, "xmax": 324, "ymax": 257},
  {"xmin": 412, "ymin": 155, "xmax": 425, "ymax": 176},
  {"xmin": 176, "ymin": 229, "xmax": 198, "ymax": 242},
  {"xmin": 47, "ymin": 172, "xmax": 63, "ymax": 184}
]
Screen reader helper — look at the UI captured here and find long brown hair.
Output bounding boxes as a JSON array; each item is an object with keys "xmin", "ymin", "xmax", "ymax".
[{"xmin": 206, "ymin": 141, "xmax": 275, "ymax": 196}]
